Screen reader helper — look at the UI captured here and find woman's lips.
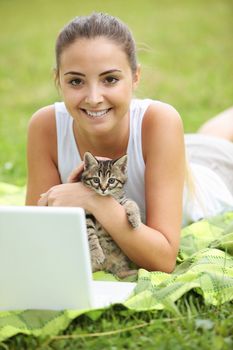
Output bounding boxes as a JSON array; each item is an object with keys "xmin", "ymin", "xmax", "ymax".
[{"xmin": 81, "ymin": 108, "xmax": 112, "ymax": 118}]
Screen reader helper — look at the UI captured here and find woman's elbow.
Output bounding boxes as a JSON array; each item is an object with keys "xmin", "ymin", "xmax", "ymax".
[
  {"xmin": 162, "ymin": 247, "xmax": 178, "ymax": 273},
  {"xmin": 147, "ymin": 249, "xmax": 178, "ymax": 273},
  {"xmin": 162, "ymin": 257, "xmax": 177, "ymax": 273}
]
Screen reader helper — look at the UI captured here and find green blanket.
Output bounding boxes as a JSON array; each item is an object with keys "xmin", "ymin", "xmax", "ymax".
[{"xmin": 0, "ymin": 182, "xmax": 233, "ymax": 341}]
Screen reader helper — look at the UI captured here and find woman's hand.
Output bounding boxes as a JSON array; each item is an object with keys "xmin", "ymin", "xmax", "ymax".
[
  {"xmin": 38, "ymin": 182, "xmax": 96, "ymax": 210},
  {"xmin": 67, "ymin": 163, "xmax": 84, "ymax": 183},
  {"xmin": 38, "ymin": 156, "xmax": 111, "ymax": 209}
]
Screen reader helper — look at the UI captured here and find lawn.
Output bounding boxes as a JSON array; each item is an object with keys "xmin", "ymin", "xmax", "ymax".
[{"xmin": 0, "ymin": 0, "xmax": 233, "ymax": 348}]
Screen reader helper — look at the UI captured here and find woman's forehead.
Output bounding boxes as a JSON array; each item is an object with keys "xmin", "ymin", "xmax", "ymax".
[{"xmin": 59, "ymin": 37, "xmax": 130, "ymax": 72}]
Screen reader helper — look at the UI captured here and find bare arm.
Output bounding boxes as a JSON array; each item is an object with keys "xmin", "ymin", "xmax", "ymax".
[{"xmin": 25, "ymin": 106, "xmax": 61, "ymax": 205}]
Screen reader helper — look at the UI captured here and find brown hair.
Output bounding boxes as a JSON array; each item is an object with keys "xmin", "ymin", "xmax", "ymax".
[{"xmin": 55, "ymin": 12, "xmax": 138, "ymax": 77}]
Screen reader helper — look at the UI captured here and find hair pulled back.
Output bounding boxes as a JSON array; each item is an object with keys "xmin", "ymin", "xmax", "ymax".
[{"xmin": 55, "ymin": 12, "xmax": 137, "ymax": 74}]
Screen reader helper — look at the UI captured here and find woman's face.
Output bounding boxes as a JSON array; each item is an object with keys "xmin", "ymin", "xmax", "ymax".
[{"xmin": 58, "ymin": 37, "xmax": 140, "ymax": 135}]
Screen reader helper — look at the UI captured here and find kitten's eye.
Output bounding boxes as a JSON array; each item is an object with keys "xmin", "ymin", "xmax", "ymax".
[
  {"xmin": 108, "ymin": 178, "xmax": 116, "ymax": 184},
  {"xmin": 92, "ymin": 177, "xmax": 100, "ymax": 184}
]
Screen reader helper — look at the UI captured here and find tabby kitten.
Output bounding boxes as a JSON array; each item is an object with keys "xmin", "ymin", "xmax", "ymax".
[{"xmin": 81, "ymin": 152, "xmax": 141, "ymax": 278}]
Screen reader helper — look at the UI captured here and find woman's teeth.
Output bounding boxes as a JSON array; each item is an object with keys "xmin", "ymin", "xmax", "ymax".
[{"xmin": 84, "ymin": 109, "xmax": 110, "ymax": 118}]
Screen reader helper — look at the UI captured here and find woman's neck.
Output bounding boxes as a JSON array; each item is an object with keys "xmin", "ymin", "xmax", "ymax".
[{"xmin": 73, "ymin": 116, "xmax": 130, "ymax": 160}]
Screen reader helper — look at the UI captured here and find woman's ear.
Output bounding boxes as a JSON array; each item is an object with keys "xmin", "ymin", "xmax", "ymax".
[
  {"xmin": 133, "ymin": 64, "xmax": 141, "ymax": 90},
  {"xmin": 53, "ymin": 68, "xmax": 61, "ymax": 90}
]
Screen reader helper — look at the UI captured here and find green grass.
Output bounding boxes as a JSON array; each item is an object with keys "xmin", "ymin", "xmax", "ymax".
[
  {"xmin": 0, "ymin": 0, "xmax": 233, "ymax": 348},
  {"xmin": 3, "ymin": 298, "xmax": 233, "ymax": 349}
]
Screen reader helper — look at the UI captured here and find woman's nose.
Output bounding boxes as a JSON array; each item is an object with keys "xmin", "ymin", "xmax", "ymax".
[{"xmin": 84, "ymin": 85, "xmax": 104, "ymax": 105}]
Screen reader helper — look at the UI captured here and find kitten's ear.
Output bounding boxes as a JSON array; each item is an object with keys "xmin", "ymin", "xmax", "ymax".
[
  {"xmin": 113, "ymin": 155, "xmax": 128, "ymax": 173},
  {"xmin": 83, "ymin": 152, "xmax": 98, "ymax": 169}
]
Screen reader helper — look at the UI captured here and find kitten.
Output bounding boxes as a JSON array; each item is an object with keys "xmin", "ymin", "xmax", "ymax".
[{"xmin": 80, "ymin": 152, "xmax": 141, "ymax": 278}]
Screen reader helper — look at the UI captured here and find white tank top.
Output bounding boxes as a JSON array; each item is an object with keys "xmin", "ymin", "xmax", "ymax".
[{"xmin": 55, "ymin": 99, "xmax": 233, "ymax": 226}]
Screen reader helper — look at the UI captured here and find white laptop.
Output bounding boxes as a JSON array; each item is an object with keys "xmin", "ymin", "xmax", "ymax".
[{"xmin": 0, "ymin": 206, "xmax": 136, "ymax": 310}]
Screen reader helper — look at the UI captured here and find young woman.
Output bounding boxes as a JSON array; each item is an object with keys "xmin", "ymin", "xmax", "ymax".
[{"xmin": 26, "ymin": 13, "xmax": 233, "ymax": 273}]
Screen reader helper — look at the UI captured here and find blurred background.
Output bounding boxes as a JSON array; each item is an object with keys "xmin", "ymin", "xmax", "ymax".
[{"xmin": 0, "ymin": 0, "xmax": 232, "ymax": 185}]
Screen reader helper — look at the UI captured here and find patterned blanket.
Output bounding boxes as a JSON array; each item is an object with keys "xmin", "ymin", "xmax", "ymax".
[{"xmin": 0, "ymin": 182, "xmax": 232, "ymax": 341}]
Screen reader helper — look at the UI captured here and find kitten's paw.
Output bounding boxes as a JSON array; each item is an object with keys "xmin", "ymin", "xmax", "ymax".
[
  {"xmin": 127, "ymin": 214, "xmax": 141, "ymax": 229},
  {"xmin": 91, "ymin": 248, "xmax": 105, "ymax": 271},
  {"xmin": 124, "ymin": 201, "xmax": 141, "ymax": 229},
  {"xmin": 116, "ymin": 269, "xmax": 138, "ymax": 279}
]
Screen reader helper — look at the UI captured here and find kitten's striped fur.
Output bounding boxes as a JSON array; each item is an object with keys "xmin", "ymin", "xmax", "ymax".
[{"xmin": 81, "ymin": 152, "xmax": 141, "ymax": 278}]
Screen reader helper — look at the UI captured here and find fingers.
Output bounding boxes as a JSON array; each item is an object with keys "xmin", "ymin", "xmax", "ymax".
[
  {"xmin": 96, "ymin": 156, "xmax": 111, "ymax": 161},
  {"xmin": 67, "ymin": 163, "xmax": 84, "ymax": 183},
  {"xmin": 37, "ymin": 192, "xmax": 48, "ymax": 206},
  {"xmin": 37, "ymin": 186, "xmax": 61, "ymax": 207}
]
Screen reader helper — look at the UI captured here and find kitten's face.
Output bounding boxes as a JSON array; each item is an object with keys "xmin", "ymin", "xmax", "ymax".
[{"xmin": 81, "ymin": 152, "xmax": 127, "ymax": 196}]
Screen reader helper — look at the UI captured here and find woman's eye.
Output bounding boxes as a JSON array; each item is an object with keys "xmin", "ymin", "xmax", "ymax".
[
  {"xmin": 70, "ymin": 78, "xmax": 83, "ymax": 86},
  {"xmin": 104, "ymin": 76, "xmax": 119, "ymax": 85}
]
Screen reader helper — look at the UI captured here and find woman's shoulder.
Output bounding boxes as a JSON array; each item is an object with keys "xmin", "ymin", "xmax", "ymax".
[
  {"xmin": 28, "ymin": 104, "xmax": 56, "ymax": 134},
  {"xmin": 141, "ymin": 100, "xmax": 184, "ymax": 160},
  {"xmin": 27, "ymin": 104, "xmax": 58, "ymax": 152},
  {"xmin": 142, "ymin": 100, "xmax": 183, "ymax": 137},
  {"xmin": 145, "ymin": 100, "xmax": 182, "ymax": 124},
  {"xmin": 27, "ymin": 104, "xmax": 58, "ymax": 164},
  {"xmin": 132, "ymin": 98, "xmax": 182, "ymax": 124}
]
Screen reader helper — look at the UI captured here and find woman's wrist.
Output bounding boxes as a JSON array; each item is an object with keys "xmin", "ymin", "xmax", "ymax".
[{"xmin": 86, "ymin": 193, "xmax": 117, "ymax": 215}]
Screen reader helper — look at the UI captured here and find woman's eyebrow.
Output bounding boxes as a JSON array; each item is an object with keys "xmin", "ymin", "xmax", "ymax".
[
  {"xmin": 64, "ymin": 71, "xmax": 85, "ymax": 76},
  {"xmin": 64, "ymin": 69, "xmax": 122, "ymax": 77},
  {"xmin": 99, "ymin": 69, "xmax": 122, "ymax": 76}
]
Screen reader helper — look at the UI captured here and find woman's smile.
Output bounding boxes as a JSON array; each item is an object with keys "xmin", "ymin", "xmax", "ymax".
[{"xmin": 80, "ymin": 107, "xmax": 113, "ymax": 119}]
